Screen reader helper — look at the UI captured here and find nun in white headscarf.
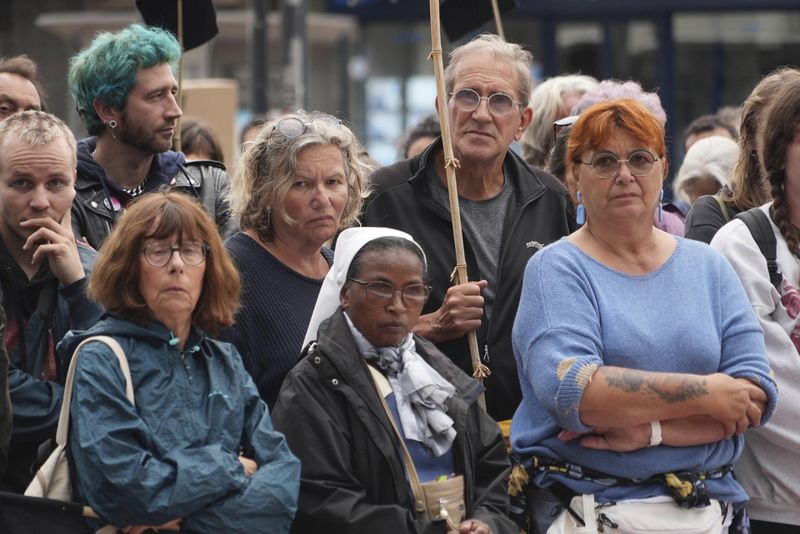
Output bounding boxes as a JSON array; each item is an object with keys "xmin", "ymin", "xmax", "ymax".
[{"xmin": 273, "ymin": 227, "xmax": 516, "ymax": 534}]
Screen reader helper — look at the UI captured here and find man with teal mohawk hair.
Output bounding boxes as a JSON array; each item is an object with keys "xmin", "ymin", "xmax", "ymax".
[{"xmin": 68, "ymin": 23, "xmax": 235, "ymax": 250}]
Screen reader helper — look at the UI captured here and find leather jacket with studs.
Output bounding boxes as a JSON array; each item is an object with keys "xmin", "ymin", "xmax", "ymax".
[{"xmin": 72, "ymin": 137, "xmax": 237, "ymax": 250}]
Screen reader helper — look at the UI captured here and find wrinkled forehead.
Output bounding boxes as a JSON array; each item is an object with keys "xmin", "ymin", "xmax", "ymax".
[
  {"xmin": 143, "ymin": 214, "xmax": 203, "ymax": 243},
  {"xmin": 132, "ymin": 63, "xmax": 178, "ymax": 94},
  {"xmin": 0, "ymin": 136, "xmax": 76, "ymax": 173}
]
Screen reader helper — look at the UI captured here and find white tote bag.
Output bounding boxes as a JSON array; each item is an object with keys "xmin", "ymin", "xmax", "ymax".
[{"xmin": 25, "ymin": 336, "xmax": 134, "ymax": 500}]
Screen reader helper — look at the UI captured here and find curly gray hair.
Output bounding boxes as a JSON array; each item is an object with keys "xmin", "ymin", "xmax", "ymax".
[{"xmin": 231, "ymin": 110, "xmax": 372, "ymax": 242}]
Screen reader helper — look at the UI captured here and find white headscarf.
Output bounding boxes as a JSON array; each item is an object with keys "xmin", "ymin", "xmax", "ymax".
[
  {"xmin": 302, "ymin": 227, "xmax": 457, "ymax": 456},
  {"xmin": 302, "ymin": 227, "xmax": 419, "ymax": 348}
]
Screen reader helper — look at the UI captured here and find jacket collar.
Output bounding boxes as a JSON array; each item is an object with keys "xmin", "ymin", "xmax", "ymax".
[
  {"xmin": 75, "ymin": 137, "xmax": 186, "ymax": 193},
  {"xmin": 315, "ymin": 308, "xmax": 482, "ymax": 403},
  {"xmin": 410, "ymin": 137, "xmax": 547, "ymax": 205}
]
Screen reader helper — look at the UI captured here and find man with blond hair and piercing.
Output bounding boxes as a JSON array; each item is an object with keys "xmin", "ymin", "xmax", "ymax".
[{"xmin": 0, "ymin": 111, "xmax": 102, "ymax": 491}]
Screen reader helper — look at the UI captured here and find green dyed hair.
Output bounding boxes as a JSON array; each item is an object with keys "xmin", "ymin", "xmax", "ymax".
[{"xmin": 68, "ymin": 24, "xmax": 181, "ymax": 135}]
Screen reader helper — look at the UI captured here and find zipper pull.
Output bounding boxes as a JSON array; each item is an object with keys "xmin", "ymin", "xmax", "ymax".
[{"xmin": 483, "ymin": 344, "xmax": 490, "ymax": 362}]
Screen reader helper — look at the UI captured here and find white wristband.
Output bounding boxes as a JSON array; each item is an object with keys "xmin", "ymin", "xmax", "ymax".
[{"xmin": 649, "ymin": 421, "xmax": 662, "ymax": 447}]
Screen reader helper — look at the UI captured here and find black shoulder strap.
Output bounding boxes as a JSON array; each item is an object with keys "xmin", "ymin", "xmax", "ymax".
[{"xmin": 734, "ymin": 208, "xmax": 782, "ymax": 292}]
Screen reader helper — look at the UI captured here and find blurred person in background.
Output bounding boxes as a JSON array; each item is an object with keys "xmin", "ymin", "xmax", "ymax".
[
  {"xmin": 0, "ymin": 55, "xmax": 46, "ymax": 120},
  {"xmin": 372, "ymin": 114, "xmax": 441, "ymax": 194},
  {"xmin": 673, "ymin": 136, "xmax": 739, "ymax": 206},
  {"xmin": 682, "ymin": 113, "xmax": 737, "ymax": 153},
  {"xmin": 684, "ymin": 67, "xmax": 800, "ymax": 244},
  {"xmin": 179, "ymin": 118, "xmax": 225, "ymax": 163},
  {"xmin": 520, "ymin": 74, "xmax": 598, "ymax": 169},
  {"xmin": 401, "ymin": 114, "xmax": 440, "ymax": 161}
]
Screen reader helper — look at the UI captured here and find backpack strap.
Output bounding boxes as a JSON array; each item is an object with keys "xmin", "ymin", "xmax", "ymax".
[{"xmin": 734, "ymin": 208, "xmax": 782, "ymax": 292}]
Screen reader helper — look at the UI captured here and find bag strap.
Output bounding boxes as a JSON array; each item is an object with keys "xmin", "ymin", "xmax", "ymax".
[
  {"xmin": 734, "ymin": 208, "xmax": 782, "ymax": 292},
  {"xmin": 714, "ymin": 193, "xmax": 731, "ymax": 223},
  {"xmin": 366, "ymin": 365, "xmax": 427, "ymax": 516},
  {"xmin": 56, "ymin": 336, "xmax": 134, "ymax": 446}
]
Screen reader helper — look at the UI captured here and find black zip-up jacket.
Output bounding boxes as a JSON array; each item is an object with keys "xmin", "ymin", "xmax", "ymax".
[
  {"xmin": 272, "ymin": 309, "xmax": 516, "ymax": 534},
  {"xmin": 72, "ymin": 137, "xmax": 237, "ymax": 250},
  {"xmin": 364, "ymin": 141, "xmax": 573, "ymax": 421}
]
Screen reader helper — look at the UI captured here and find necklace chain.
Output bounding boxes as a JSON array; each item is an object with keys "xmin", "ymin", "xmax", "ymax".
[{"xmin": 91, "ymin": 149, "xmax": 147, "ymax": 198}]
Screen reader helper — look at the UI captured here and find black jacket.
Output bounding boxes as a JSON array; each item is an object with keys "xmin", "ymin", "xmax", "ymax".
[
  {"xmin": 72, "ymin": 137, "xmax": 237, "ymax": 250},
  {"xmin": 272, "ymin": 309, "xmax": 516, "ymax": 534},
  {"xmin": 364, "ymin": 141, "xmax": 573, "ymax": 420},
  {"xmin": 1, "ymin": 243, "xmax": 102, "ymax": 490}
]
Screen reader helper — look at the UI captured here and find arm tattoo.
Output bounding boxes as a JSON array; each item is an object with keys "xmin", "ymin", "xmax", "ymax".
[{"xmin": 605, "ymin": 368, "xmax": 708, "ymax": 403}]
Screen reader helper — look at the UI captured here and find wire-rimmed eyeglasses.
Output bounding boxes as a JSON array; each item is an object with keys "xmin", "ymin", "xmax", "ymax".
[
  {"xmin": 579, "ymin": 150, "xmax": 660, "ymax": 180},
  {"xmin": 272, "ymin": 114, "xmax": 343, "ymax": 139},
  {"xmin": 348, "ymin": 278, "xmax": 432, "ymax": 305},
  {"xmin": 449, "ymin": 88, "xmax": 523, "ymax": 116},
  {"xmin": 140, "ymin": 241, "xmax": 208, "ymax": 267}
]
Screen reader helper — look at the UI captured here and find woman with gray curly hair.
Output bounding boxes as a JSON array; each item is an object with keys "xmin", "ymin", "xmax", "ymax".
[{"xmin": 221, "ymin": 110, "xmax": 371, "ymax": 408}]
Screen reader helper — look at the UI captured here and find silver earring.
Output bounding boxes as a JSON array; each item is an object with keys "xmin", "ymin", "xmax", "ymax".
[{"xmin": 108, "ymin": 120, "xmax": 118, "ymax": 140}]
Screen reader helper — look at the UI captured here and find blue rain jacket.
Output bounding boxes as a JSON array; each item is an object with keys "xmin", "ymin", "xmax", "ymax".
[{"xmin": 60, "ymin": 316, "xmax": 299, "ymax": 533}]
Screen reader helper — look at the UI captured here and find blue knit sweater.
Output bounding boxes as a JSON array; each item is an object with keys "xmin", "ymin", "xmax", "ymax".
[
  {"xmin": 220, "ymin": 233, "xmax": 332, "ymax": 409},
  {"xmin": 510, "ymin": 236, "xmax": 778, "ymax": 505}
]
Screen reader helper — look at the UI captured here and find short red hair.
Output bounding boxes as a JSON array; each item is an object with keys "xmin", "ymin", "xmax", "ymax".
[{"xmin": 567, "ymin": 98, "xmax": 666, "ymax": 168}]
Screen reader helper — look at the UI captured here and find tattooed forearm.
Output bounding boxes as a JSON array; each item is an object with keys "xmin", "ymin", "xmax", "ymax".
[
  {"xmin": 605, "ymin": 368, "xmax": 646, "ymax": 393},
  {"xmin": 604, "ymin": 368, "xmax": 709, "ymax": 403},
  {"xmin": 649, "ymin": 378, "xmax": 708, "ymax": 403}
]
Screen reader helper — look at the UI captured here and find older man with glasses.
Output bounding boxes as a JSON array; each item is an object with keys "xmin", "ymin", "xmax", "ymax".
[{"xmin": 364, "ymin": 34, "xmax": 573, "ymax": 424}]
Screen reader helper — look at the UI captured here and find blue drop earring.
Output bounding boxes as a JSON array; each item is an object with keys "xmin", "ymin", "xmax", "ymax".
[
  {"xmin": 576, "ymin": 191, "xmax": 585, "ymax": 225},
  {"xmin": 658, "ymin": 189, "xmax": 664, "ymax": 224}
]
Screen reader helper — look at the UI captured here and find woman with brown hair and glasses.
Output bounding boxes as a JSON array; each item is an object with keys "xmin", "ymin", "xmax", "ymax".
[
  {"xmin": 511, "ymin": 99, "xmax": 776, "ymax": 533},
  {"xmin": 273, "ymin": 227, "xmax": 516, "ymax": 534},
  {"xmin": 62, "ymin": 191, "xmax": 299, "ymax": 533},
  {"xmin": 222, "ymin": 110, "xmax": 371, "ymax": 409}
]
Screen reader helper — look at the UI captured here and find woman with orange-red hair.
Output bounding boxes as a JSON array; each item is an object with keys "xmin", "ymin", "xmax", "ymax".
[{"xmin": 510, "ymin": 99, "xmax": 777, "ymax": 533}]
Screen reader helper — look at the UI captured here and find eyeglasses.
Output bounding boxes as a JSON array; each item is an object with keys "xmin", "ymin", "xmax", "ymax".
[
  {"xmin": 579, "ymin": 150, "xmax": 660, "ymax": 179},
  {"xmin": 348, "ymin": 278, "xmax": 432, "ymax": 305},
  {"xmin": 272, "ymin": 115, "xmax": 343, "ymax": 139},
  {"xmin": 140, "ymin": 241, "xmax": 208, "ymax": 267},
  {"xmin": 449, "ymin": 88, "xmax": 523, "ymax": 116}
]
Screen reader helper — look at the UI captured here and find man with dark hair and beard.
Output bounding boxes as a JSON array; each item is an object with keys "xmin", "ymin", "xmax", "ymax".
[{"xmin": 68, "ymin": 24, "xmax": 236, "ymax": 250}]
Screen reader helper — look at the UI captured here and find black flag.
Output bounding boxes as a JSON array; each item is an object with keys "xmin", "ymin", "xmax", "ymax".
[
  {"xmin": 135, "ymin": 0, "xmax": 218, "ymax": 51},
  {"xmin": 440, "ymin": 0, "xmax": 517, "ymax": 42}
]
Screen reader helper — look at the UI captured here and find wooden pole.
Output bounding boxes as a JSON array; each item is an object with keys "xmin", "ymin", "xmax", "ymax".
[
  {"xmin": 490, "ymin": 0, "xmax": 506, "ymax": 41},
  {"xmin": 428, "ymin": 0, "xmax": 490, "ymax": 409},
  {"xmin": 174, "ymin": 0, "xmax": 185, "ymax": 153}
]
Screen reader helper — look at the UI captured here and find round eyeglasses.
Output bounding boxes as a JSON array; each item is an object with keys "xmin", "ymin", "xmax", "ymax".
[
  {"xmin": 348, "ymin": 278, "xmax": 432, "ymax": 305},
  {"xmin": 449, "ymin": 88, "xmax": 523, "ymax": 116},
  {"xmin": 140, "ymin": 241, "xmax": 208, "ymax": 267},
  {"xmin": 579, "ymin": 150, "xmax": 660, "ymax": 179},
  {"xmin": 272, "ymin": 115, "xmax": 343, "ymax": 139}
]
